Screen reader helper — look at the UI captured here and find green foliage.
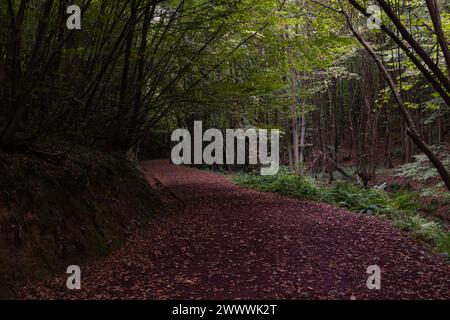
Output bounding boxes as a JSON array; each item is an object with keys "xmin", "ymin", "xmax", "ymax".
[
  {"xmin": 389, "ymin": 192, "xmax": 421, "ymax": 212},
  {"xmin": 396, "ymin": 154, "xmax": 443, "ymax": 181},
  {"xmin": 233, "ymin": 171, "xmax": 450, "ymax": 255},
  {"xmin": 324, "ymin": 183, "xmax": 389, "ymax": 215},
  {"xmin": 396, "ymin": 148, "xmax": 450, "ymax": 195},
  {"xmin": 233, "ymin": 168, "xmax": 322, "ymax": 200}
]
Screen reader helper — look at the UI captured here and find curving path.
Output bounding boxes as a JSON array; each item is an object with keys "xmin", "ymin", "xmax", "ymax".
[{"xmin": 21, "ymin": 160, "xmax": 450, "ymax": 300}]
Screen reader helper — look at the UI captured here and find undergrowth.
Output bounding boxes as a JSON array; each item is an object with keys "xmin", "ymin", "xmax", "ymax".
[{"xmin": 232, "ymin": 168, "xmax": 450, "ymax": 256}]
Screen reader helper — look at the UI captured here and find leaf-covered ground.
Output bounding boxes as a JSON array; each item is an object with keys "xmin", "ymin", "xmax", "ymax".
[{"xmin": 20, "ymin": 160, "xmax": 450, "ymax": 300}]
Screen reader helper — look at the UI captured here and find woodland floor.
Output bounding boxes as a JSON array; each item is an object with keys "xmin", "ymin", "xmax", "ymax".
[{"xmin": 20, "ymin": 160, "xmax": 450, "ymax": 300}]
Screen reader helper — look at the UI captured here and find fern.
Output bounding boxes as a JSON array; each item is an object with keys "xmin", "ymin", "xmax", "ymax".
[{"xmin": 396, "ymin": 147, "xmax": 450, "ymax": 182}]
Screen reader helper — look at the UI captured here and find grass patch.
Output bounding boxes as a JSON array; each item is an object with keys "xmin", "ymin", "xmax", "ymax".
[{"xmin": 232, "ymin": 168, "xmax": 450, "ymax": 256}]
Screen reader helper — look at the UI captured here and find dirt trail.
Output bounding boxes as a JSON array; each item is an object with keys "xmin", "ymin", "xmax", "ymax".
[{"xmin": 21, "ymin": 160, "xmax": 450, "ymax": 299}]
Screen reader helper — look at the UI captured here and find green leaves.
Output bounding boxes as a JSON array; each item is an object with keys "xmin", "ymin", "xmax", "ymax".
[{"xmin": 396, "ymin": 148, "xmax": 450, "ymax": 183}]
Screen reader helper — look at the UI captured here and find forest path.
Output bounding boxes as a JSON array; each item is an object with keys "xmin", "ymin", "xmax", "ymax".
[{"xmin": 21, "ymin": 160, "xmax": 450, "ymax": 299}]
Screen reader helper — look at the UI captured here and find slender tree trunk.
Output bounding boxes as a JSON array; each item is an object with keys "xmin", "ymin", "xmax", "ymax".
[
  {"xmin": 425, "ymin": 0, "xmax": 450, "ymax": 81},
  {"xmin": 287, "ymin": 119, "xmax": 294, "ymax": 172},
  {"xmin": 114, "ymin": 0, "xmax": 137, "ymax": 149},
  {"xmin": 299, "ymin": 108, "xmax": 306, "ymax": 173},
  {"xmin": 291, "ymin": 67, "xmax": 300, "ymax": 174},
  {"xmin": 385, "ymin": 107, "xmax": 393, "ymax": 168}
]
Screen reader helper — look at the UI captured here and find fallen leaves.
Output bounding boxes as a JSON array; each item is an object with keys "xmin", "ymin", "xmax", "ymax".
[{"xmin": 19, "ymin": 160, "xmax": 450, "ymax": 300}]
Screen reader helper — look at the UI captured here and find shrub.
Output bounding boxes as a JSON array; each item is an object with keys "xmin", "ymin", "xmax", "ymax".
[
  {"xmin": 234, "ymin": 169, "xmax": 322, "ymax": 200},
  {"xmin": 325, "ymin": 183, "xmax": 389, "ymax": 215}
]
